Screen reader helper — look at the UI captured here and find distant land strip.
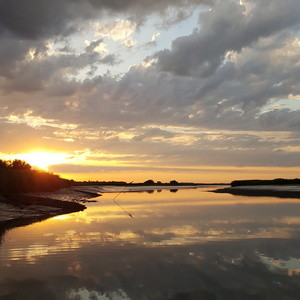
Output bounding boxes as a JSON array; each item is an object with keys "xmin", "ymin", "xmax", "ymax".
[
  {"xmin": 73, "ymin": 180, "xmax": 228, "ymax": 186},
  {"xmin": 213, "ymin": 178, "xmax": 300, "ymax": 199}
]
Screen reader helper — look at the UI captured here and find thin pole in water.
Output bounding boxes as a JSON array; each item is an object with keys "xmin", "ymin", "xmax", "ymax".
[{"xmin": 112, "ymin": 182, "xmax": 133, "ymax": 218}]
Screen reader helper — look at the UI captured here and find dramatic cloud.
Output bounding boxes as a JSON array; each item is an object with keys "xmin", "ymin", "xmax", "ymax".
[
  {"xmin": 0, "ymin": 0, "xmax": 299, "ymax": 179},
  {"xmin": 155, "ymin": 0, "xmax": 300, "ymax": 77},
  {"xmin": 0, "ymin": 0, "xmax": 212, "ymax": 40}
]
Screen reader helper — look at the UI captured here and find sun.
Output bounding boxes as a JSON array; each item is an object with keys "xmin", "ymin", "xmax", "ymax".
[{"xmin": 15, "ymin": 151, "xmax": 69, "ymax": 169}]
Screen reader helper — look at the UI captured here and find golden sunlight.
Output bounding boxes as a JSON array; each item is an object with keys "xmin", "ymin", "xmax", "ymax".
[{"xmin": 15, "ymin": 151, "xmax": 69, "ymax": 169}]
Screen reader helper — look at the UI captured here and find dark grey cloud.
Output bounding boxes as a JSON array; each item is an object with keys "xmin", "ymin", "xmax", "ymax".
[
  {"xmin": 0, "ymin": 0, "xmax": 212, "ymax": 40},
  {"xmin": 88, "ymin": 0, "xmax": 213, "ymax": 23},
  {"xmin": 88, "ymin": 0, "xmax": 212, "ymax": 11},
  {"xmin": 156, "ymin": 7, "xmax": 195, "ymax": 29},
  {"xmin": 0, "ymin": 40, "xmax": 118, "ymax": 93},
  {"xmin": 0, "ymin": 36, "xmax": 44, "ymax": 77},
  {"xmin": 0, "ymin": 0, "xmax": 87, "ymax": 40},
  {"xmin": 155, "ymin": 0, "xmax": 300, "ymax": 77},
  {"xmin": 2, "ymin": 50, "xmax": 299, "ymax": 134},
  {"xmin": 259, "ymin": 109, "xmax": 300, "ymax": 132},
  {"xmin": 1, "ymin": 0, "xmax": 297, "ymax": 115}
]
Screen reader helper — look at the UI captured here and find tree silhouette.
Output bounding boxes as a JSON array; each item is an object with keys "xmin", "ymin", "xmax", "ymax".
[
  {"xmin": 10, "ymin": 159, "xmax": 31, "ymax": 170},
  {"xmin": 0, "ymin": 160, "xmax": 8, "ymax": 168},
  {"xmin": 0, "ymin": 159, "xmax": 31, "ymax": 170},
  {"xmin": 143, "ymin": 179, "xmax": 155, "ymax": 185},
  {"xmin": 0, "ymin": 159, "xmax": 71, "ymax": 193},
  {"xmin": 170, "ymin": 180, "xmax": 178, "ymax": 185}
]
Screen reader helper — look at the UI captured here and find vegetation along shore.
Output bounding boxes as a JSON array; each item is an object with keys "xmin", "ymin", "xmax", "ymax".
[
  {"xmin": 0, "ymin": 159, "xmax": 95, "ymax": 237},
  {"xmin": 213, "ymin": 178, "xmax": 300, "ymax": 198}
]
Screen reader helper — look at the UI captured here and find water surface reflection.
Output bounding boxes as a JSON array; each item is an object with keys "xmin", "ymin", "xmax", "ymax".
[{"xmin": 0, "ymin": 187, "xmax": 300, "ymax": 299}]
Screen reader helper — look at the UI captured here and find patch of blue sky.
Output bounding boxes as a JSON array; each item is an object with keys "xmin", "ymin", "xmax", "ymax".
[
  {"xmin": 150, "ymin": 6, "xmax": 205, "ymax": 50},
  {"xmin": 262, "ymin": 98, "xmax": 300, "ymax": 113},
  {"xmin": 102, "ymin": 6, "xmax": 206, "ymax": 77},
  {"xmin": 61, "ymin": 6, "xmax": 208, "ymax": 79}
]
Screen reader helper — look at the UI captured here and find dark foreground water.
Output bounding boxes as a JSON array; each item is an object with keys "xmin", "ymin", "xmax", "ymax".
[{"xmin": 0, "ymin": 187, "xmax": 300, "ymax": 300}]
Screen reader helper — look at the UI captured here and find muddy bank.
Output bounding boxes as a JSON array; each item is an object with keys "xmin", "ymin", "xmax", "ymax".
[
  {"xmin": 1, "ymin": 194, "xmax": 86, "ymax": 211},
  {"xmin": 0, "ymin": 187, "xmax": 101, "ymax": 238}
]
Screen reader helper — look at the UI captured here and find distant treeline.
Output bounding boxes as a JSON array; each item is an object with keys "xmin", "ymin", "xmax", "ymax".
[
  {"xmin": 73, "ymin": 180, "xmax": 127, "ymax": 186},
  {"xmin": 0, "ymin": 159, "xmax": 73, "ymax": 193},
  {"xmin": 231, "ymin": 178, "xmax": 300, "ymax": 187},
  {"xmin": 73, "ymin": 179, "xmax": 221, "ymax": 186}
]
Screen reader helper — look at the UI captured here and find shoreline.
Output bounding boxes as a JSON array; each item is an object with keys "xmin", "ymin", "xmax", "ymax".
[
  {"xmin": 213, "ymin": 185, "xmax": 300, "ymax": 199},
  {"xmin": 0, "ymin": 187, "xmax": 101, "ymax": 238},
  {"xmin": 4, "ymin": 183, "xmax": 299, "ymax": 238},
  {"xmin": 0, "ymin": 185, "xmax": 202, "ymax": 235},
  {"xmin": 95, "ymin": 184, "xmax": 206, "ymax": 193}
]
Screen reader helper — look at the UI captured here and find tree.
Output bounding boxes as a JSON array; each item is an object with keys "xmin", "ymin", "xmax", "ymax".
[
  {"xmin": 10, "ymin": 159, "xmax": 31, "ymax": 170},
  {"xmin": 0, "ymin": 160, "xmax": 9, "ymax": 168},
  {"xmin": 0, "ymin": 159, "xmax": 72, "ymax": 193},
  {"xmin": 144, "ymin": 179, "xmax": 155, "ymax": 185},
  {"xmin": 170, "ymin": 180, "xmax": 178, "ymax": 185}
]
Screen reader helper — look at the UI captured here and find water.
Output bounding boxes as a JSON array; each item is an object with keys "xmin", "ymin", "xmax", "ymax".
[{"xmin": 0, "ymin": 187, "xmax": 300, "ymax": 299}]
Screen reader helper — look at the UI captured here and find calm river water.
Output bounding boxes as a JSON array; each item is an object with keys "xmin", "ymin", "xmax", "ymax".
[{"xmin": 0, "ymin": 187, "xmax": 300, "ymax": 299}]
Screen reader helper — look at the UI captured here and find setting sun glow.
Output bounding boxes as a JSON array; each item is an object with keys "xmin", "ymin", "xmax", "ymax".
[{"xmin": 15, "ymin": 151, "xmax": 69, "ymax": 170}]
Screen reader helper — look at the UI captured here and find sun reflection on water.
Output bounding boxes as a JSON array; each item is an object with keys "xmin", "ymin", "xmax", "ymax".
[
  {"xmin": 1, "ymin": 188, "xmax": 299, "ymax": 263},
  {"xmin": 0, "ymin": 188, "xmax": 300, "ymax": 299}
]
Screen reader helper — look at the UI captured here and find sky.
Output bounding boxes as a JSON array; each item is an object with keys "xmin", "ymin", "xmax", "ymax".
[{"xmin": 0, "ymin": 0, "xmax": 299, "ymax": 183}]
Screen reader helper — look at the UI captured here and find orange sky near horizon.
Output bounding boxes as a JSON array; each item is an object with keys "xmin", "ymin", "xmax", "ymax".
[
  {"xmin": 55, "ymin": 166, "xmax": 300, "ymax": 183},
  {"xmin": 1, "ymin": 150, "xmax": 299, "ymax": 183}
]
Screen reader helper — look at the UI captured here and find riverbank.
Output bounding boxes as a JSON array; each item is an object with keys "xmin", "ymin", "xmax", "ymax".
[
  {"xmin": 0, "ymin": 185, "xmax": 202, "ymax": 236},
  {"xmin": 213, "ymin": 185, "xmax": 300, "ymax": 198},
  {"xmin": 0, "ymin": 185, "xmax": 202, "ymax": 230},
  {"xmin": 0, "ymin": 187, "xmax": 101, "ymax": 236}
]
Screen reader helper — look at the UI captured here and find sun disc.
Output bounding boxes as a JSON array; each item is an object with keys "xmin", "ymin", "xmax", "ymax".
[{"xmin": 15, "ymin": 151, "xmax": 68, "ymax": 169}]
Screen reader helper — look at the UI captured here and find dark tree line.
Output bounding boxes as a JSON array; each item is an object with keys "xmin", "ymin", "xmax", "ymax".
[
  {"xmin": 231, "ymin": 178, "xmax": 300, "ymax": 187},
  {"xmin": 0, "ymin": 159, "xmax": 73, "ymax": 193},
  {"xmin": 0, "ymin": 159, "xmax": 31, "ymax": 170}
]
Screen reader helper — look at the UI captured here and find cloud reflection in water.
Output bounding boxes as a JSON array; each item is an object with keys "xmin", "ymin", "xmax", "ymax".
[{"xmin": 0, "ymin": 188, "xmax": 300, "ymax": 299}]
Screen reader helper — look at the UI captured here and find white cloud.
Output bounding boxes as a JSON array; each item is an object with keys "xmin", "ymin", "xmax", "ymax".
[
  {"xmin": 85, "ymin": 40, "xmax": 108, "ymax": 54},
  {"xmin": 95, "ymin": 19, "xmax": 137, "ymax": 41},
  {"xmin": 151, "ymin": 32, "xmax": 160, "ymax": 42},
  {"xmin": 123, "ymin": 37, "xmax": 137, "ymax": 48}
]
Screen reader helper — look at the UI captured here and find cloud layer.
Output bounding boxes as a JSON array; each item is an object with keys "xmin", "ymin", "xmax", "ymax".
[{"xmin": 0, "ymin": 0, "xmax": 299, "ymax": 176}]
